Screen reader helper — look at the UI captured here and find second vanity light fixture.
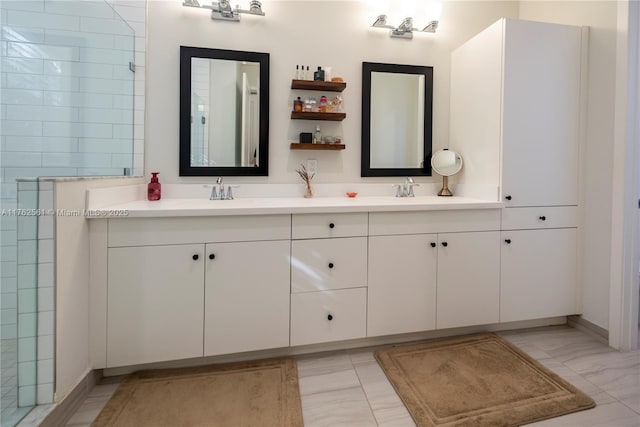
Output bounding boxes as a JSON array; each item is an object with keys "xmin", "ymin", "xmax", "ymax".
[
  {"xmin": 182, "ymin": 0, "xmax": 265, "ymax": 22},
  {"xmin": 372, "ymin": 14, "xmax": 439, "ymax": 39}
]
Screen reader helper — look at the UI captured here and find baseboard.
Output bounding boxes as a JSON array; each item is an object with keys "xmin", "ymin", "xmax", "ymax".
[
  {"xmin": 104, "ymin": 316, "xmax": 567, "ymax": 376},
  {"xmin": 567, "ymin": 315, "xmax": 609, "ymax": 344},
  {"xmin": 38, "ymin": 369, "xmax": 102, "ymax": 427}
]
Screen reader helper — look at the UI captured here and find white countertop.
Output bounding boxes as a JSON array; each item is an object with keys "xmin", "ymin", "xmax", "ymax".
[{"xmin": 87, "ymin": 195, "xmax": 504, "ymax": 218}]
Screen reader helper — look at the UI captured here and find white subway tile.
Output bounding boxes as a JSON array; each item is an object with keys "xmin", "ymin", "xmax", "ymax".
[
  {"xmin": 113, "ymin": 124, "xmax": 133, "ymax": 139},
  {"xmin": 5, "ymin": 73, "xmax": 79, "ymax": 92},
  {"xmin": 18, "ymin": 385, "xmax": 36, "ymax": 407},
  {"xmin": 77, "ymin": 167, "xmax": 124, "ymax": 176},
  {"xmin": 17, "ymin": 216, "xmax": 37, "ymax": 242},
  {"xmin": 1, "ymin": 308, "xmax": 17, "ymax": 325},
  {"xmin": 3, "ymin": 167, "xmax": 76, "ymax": 179},
  {"xmin": 17, "ymin": 312, "xmax": 36, "ymax": 337},
  {"xmin": 37, "ymin": 238, "xmax": 53, "ymax": 263},
  {"xmin": 80, "ymin": 16, "xmax": 132, "ymax": 36},
  {"xmin": 17, "ymin": 241, "xmax": 37, "ymax": 265},
  {"xmin": 37, "ymin": 310, "xmax": 54, "ymax": 336},
  {"xmin": 37, "ymin": 383, "xmax": 54, "ymax": 404},
  {"xmin": 133, "ymin": 49, "xmax": 145, "ymax": 66},
  {"xmin": 1, "ymin": 26, "xmax": 45, "ymax": 44},
  {"xmin": 4, "ymin": 136, "xmax": 79, "ymax": 153},
  {"xmin": 45, "ymin": 29, "xmax": 116, "ymax": 49},
  {"xmin": 38, "ymin": 189, "xmax": 53, "ymax": 210},
  {"xmin": 43, "ymin": 122, "xmax": 113, "ymax": 138},
  {"xmin": 37, "ymin": 334, "xmax": 54, "ymax": 360},
  {"xmin": 113, "ymin": 34, "xmax": 135, "ymax": 51},
  {"xmin": 44, "ymin": 60, "xmax": 113, "ymax": 79},
  {"xmin": 17, "ymin": 288, "xmax": 36, "ymax": 314},
  {"xmin": 1, "ymin": 152, "xmax": 42, "ymax": 167},
  {"xmin": 112, "ymin": 94, "xmax": 133, "ymax": 110},
  {"xmin": 78, "ymin": 138, "xmax": 131, "ymax": 153},
  {"xmin": 36, "ymin": 359, "xmax": 53, "ymax": 383},
  {"xmin": 1, "ymin": 57, "xmax": 44, "ymax": 75},
  {"xmin": 18, "ymin": 361, "xmax": 36, "ymax": 386},
  {"xmin": 37, "ymin": 287, "xmax": 54, "ymax": 312},
  {"xmin": 1, "ymin": 88, "xmax": 43, "ymax": 105},
  {"xmin": 1, "ymin": 323, "xmax": 17, "ymax": 339},
  {"xmin": 1, "ymin": 245, "xmax": 17, "ymax": 262},
  {"xmin": 37, "ymin": 263, "xmax": 54, "ymax": 288},
  {"xmin": 112, "ymin": 4, "xmax": 146, "ymax": 23},
  {"xmin": 1, "ymin": 120, "xmax": 43, "ymax": 137},
  {"xmin": 79, "ymin": 108, "xmax": 133, "ymax": 125},
  {"xmin": 45, "ymin": 1, "xmax": 116, "ymax": 19},
  {"xmin": 38, "ymin": 181, "xmax": 53, "ymax": 191},
  {"xmin": 79, "ymin": 77, "xmax": 133, "ymax": 95},
  {"xmin": 111, "ymin": 153, "xmax": 133, "ymax": 168},
  {"xmin": 79, "ymin": 46, "xmax": 131, "ymax": 65},
  {"xmin": 113, "ymin": 64, "xmax": 134, "ymax": 79},
  {"xmin": 2, "ymin": 1, "xmax": 45, "ymax": 13},
  {"xmin": 5, "ymin": 105, "xmax": 79, "ymax": 122},
  {"xmin": 17, "ymin": 188, "xmax": 37, "ymax": 208},
  {"xmin": 43, "ymin": 90, "xmax": 113, "ymax": 108},
  {"xmin": 7, "ymin": 41, "xmax": 79, "ymax": 61},
  {"xmin": 42, "ymin": 152, "xmax": 113, "ymax": 168},
  {"xmin": 8, "ymin": 10, "xmax": 80, "ymax": 32},
  {"xmin": 18, "ymin": 337, "xmax": 36, "ymax": 363},
  {"xmin": 38, "ymin": 215, "xmax": 54, "ymax": 240},
  {"xmin": 1, "ymin": 291, "xmax": 17, "ymax": 309},
  {"xmin": 17, "ymin": 264, "xmax": 38, "ymax": 289}
]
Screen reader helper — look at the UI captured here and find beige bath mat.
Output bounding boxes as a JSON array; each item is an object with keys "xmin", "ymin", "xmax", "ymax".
[
  {"xmin": 92, "ymin": 357, "xmax": 303, "ymax": 427},
  {"xmin": 375, "ymin": 333, "xmax": 595, "ymax": 426}
]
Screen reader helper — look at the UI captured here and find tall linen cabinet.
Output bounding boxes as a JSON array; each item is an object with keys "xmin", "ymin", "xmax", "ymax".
[{"xmin": 449, "ymin": 18, "xmax": 587, "ymax": 322}]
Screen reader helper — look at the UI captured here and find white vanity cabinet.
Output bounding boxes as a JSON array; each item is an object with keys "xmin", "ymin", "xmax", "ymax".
[
  {"xmin": 368, "ymin": 210, "xmax": 501, "ymax": 337},
  {"xmin": 500, "ymin": 209, "xmax": 579, "ymax": 322},
  {"xmin": 436, "ymin": 231, "xmax": 500, "ymax": 329},
  {"xmin": 107, "ymin": 244, "xmax": 206, "ymax": 367},
  {"xmin": 103, "ymin": 215, "xmax": 291, "ymax": 368},
  {"xmin": 290, "ymin": 213, "xmax": 368, "ymax": 346}
]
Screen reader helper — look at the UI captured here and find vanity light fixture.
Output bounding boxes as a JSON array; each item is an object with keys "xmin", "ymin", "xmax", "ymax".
[
  {"xmin": 182, "ymin": 0, "xmax": 265, "ymax": 22},
  {"xmin": 371, "ymin": 14, "xmax": 439, "ymax": 39}
]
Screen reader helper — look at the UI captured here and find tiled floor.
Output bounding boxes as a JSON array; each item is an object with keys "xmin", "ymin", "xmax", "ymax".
[{"xmin": 64, "ymin": 326, "xmax": 640, "ymax": 427}]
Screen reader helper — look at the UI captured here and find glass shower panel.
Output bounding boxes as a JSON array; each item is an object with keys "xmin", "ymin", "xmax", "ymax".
[{"xmin": 1, "ymin": 1, "xmax": 135, "ymax": 426}]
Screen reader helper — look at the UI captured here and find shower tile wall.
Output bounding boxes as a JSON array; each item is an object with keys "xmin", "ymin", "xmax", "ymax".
[{"xmin": 1, "ymin": 1, "xmax": 146, "ymax": 423}]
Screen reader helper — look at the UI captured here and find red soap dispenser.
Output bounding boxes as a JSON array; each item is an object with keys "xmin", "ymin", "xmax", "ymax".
[{"xmin": 147, "ymin": 172, "xmax": 161, "ymax": 201}]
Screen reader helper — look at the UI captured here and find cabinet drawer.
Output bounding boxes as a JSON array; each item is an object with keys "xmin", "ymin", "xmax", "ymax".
[
  {"xmin": 292, "ymin": 213, "xmax": 368, "ymax": 239},
  {"xmin": 501, "ymin": 206, "xmax": 577, "ymax": 230},
  {"xmin": 290, "ymin": 288, "xmax": 367, "ymax": 346},
  {"xmin": 108, "ymin": 215, "xmax": 291, "ymax": 247},
  {"xmin": 369, "ymin": 209, "xmax": 500, "ymax": 236},
  {"xmin": 291, "ymin": 237, "xmax": 367, "ymax": 293}
]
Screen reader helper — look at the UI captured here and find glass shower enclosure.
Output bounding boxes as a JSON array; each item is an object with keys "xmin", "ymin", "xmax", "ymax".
[{"xmin": 0, "ymin": 1, "xmax": 135, "ymax": 425}]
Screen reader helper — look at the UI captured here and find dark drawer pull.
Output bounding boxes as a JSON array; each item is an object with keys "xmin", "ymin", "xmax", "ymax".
[
  {"xmin": 328, "ymin": 262, "xmax": 334, "ymax": 269},
  {"xmin": 192, "ymin": 254, "xmax": 199, "ymax": 261},
  {"xmin": 539, "ymin": 216, "xmax": 546, "ymax": 221},
  {"xmin": 441, "ymin": 242, "xmax": 448, "ymax": 247},
  {"xmin": 505, "ymin": 239, "xmax": 511, "ymax": 244},
  {"xmin": 327, "ymin": 314, "xmax": 333, "ymax": 321},
  {"xmin": 209, "ymin": 254, "xmax": 215, "ymax": 260},
  {"xmin": 505, "ymin": 195, "xmax": 512, "ymax": 201},
  {"xmin": 430, "ymin": 242, "xmax": 436, "ymax": 248},
  {"xmin": 329, "ymin": 223, "xmax": 335, "ymax": 229}
]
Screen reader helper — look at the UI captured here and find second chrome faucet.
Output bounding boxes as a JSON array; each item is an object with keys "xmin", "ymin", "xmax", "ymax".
[
  {"xmin": 209, "ymin": 177, "xmax": 237, "ymax": 200},
  {"xmin": 394, "ymin": 177, "xmax": 419, "ymax": 197}
]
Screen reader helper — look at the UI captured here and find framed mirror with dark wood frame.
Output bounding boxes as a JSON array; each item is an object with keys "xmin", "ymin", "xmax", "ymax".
[
  {"xmin": 361, "ymin": 62, "xmax": 433, "ymax": 177},
  {"xmin": 179, "ymin": 46, "xmax": 270, "ymax": 176}
]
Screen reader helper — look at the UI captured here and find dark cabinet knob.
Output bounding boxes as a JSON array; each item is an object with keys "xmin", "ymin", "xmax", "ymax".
[
  {"xmin": 329, "ymin": 223, "xmax": 335, "ymax": 229},
  {"xmin": 328, "ymin": 262, "xmax": 334, "ymax": 269},
  {"xmin": 192, "ymin": 254, "xmax": 199, "ymax": 261},
  {"xmin": 209, "ymin": 254, "xmax": 215, "ymax": 260},
  {"xmin": 505, "ymin": 239, "xmax": 511, "ymax": 244},
  {"xmin": 327, "ymin": 314, "xmax": 333, "ymax": 321},
  {"xmin": 430, "ymin": 242, "xmax": 436, "ymax": 248},
  {"xmin": 539, "ymin": 216, "xmax": 546, "ymax": 221},
  {"xmin": 441, "ymin": 242, "xmax": 448, "ymax": 247},
  {"xmin": 505, "ymin": 195, "xmax": 512, "ymax": 201}
]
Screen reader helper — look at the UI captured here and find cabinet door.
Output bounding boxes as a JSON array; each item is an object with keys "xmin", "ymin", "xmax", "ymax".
[
  {"xmin": 204, "ymin": 240, "xmax": 290, "ymax": 356},
  {"xmin": 107, "ymin": 244, "xmax": 204, "ymax": 367},
  {"xmin": 437, "ymin": 232, "xmax": 500, "ymax": 329},
  {"xmin": 368, "ymin": 234, "xmax": 437, "ymax": 337},
  {"xmin": 502, "ymin": 20, "xmax": 581, "ymax": 207},
  {"xmin": 501, "ymin": 228, "xmax": 578, "ymax": 322}
]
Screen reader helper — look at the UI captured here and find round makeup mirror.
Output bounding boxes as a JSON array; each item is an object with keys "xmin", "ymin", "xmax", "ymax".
[{"xmin": 431, "ymin": 149, "xmax": 463, "ymax": 196}]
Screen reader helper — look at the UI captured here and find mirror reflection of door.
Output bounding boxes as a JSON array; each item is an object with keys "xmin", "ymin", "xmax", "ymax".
[
  {"xmin": 370, "ymin": 72, "xmax": 425, "ymax": 168},
  {"xmin": 190, "ymin": 58, "xmax": 260, "ymax": 168}
]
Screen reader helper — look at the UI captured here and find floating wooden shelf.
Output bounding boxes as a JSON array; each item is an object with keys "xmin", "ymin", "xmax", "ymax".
[
  {"xmin": 290, "ymin": 143, "xmax": 345, "ymax": 151},
  {"xmin": 291, "ymin": 79, "xmax": 346, "ymax": 92},
  {"xmin": 291, "ymin": 111, "xmax": 346, "ymax": 121}
]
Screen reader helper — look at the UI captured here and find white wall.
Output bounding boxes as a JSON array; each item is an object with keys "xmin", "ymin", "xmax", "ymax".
[
  {"xmin": 146, "ymin": 0, "xmax": 520, "ymax": 183},
  {"xmin": 519, "ymin": 1, "xmax": 618, "ymax": 331}
]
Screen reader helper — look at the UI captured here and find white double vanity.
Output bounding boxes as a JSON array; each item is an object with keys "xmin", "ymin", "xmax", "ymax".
[{"xmin": 88, "ymin": 18, "xmax": 585, "ymax": 371}]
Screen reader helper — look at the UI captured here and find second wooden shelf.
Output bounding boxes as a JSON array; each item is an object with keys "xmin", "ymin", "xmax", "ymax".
[{"xmin": 290, "ymin": 143, "xmax": 345, "ymax": 150}]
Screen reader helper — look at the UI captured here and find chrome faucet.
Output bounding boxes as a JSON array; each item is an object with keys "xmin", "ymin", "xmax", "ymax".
[
  {"xmin": 394, "ymin": 177, "xmax": 419, "ymax": 197},
  {"xmin": 209, "ymin": 177, "xmax": 237, "ymax": 200}
]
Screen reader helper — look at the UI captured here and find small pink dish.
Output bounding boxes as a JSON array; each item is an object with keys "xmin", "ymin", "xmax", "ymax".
[{"xmin": 346, "ymin": 192, "xmax": 358, "ymax": 198}]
